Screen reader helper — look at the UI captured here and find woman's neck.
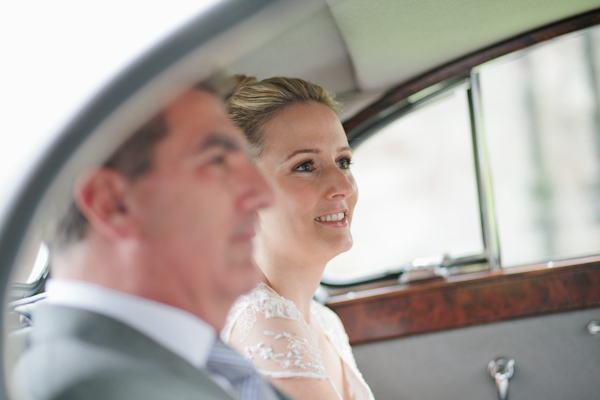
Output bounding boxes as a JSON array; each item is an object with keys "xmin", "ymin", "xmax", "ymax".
[{"xmin": 255, "ymin": 248, "xmax": 327, "ymax": 324}]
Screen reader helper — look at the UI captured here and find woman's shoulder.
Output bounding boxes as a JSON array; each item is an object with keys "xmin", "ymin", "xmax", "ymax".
[
  {"xmin": 310, "ymin": 300, "xmax": 347, "ymax": 334},
  {"xmin": 222, "ymin": 285, "xmax": 328, "ymax": 379},
  {"xmin": 310, "ymin": 300, "xmax": 357, "ymax": 365},
  {"xmin": 222, "ymin": 283, "xmax": 306, "ymax": 344}
]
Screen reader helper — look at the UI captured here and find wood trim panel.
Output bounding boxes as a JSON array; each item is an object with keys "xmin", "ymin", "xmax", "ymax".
[
  {"xmin": 344, "ymin": 8, "xmax": 600, "ymax": 139},
  {"xmin": 327, "ymin": 261, "xmax": 600, "ymax": 345}
]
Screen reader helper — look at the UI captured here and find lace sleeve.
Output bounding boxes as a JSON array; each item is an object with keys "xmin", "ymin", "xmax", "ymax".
[
  {"xmin": 311, "ymin": 301, "xmax": 358, "ymax": 369},
  {"xmin": 222, "ymin": 285, "xmax": 328, "ymax": 380}
]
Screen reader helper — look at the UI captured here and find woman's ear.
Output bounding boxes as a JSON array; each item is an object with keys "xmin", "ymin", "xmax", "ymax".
[{"xmin": 74, "ymin": 168, "xmax": 136, "ymax": 238}]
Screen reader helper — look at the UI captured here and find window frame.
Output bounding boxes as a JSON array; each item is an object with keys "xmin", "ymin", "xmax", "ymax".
[{"xmin": 321, "ymin": 8, "xmax": 600, "ymax": 288}]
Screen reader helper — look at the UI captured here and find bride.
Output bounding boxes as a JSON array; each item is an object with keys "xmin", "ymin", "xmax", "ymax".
[{"xmin": 221, "ymin": 75, "xmax": 374, "ymax": 400}]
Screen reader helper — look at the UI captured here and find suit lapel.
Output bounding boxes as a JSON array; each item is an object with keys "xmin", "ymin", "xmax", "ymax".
[{"xmin": 32, "ymin": 304, "xmax": 235, "ymax": 399}]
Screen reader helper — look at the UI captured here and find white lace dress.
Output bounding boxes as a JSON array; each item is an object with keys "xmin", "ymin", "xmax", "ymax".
[{"xmin": 221, "ymin": 283, "xmax": 375, "ymax": 400}]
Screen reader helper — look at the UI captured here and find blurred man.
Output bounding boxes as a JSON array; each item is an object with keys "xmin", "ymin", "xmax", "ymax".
[{"xmin": 12, "ymin": 85, "xmax": 289, "ymax": 400}]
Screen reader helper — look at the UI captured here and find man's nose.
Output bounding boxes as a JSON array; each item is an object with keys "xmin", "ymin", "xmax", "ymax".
[{"xmin": 238, "ymin": 162, "xmax": 274, "ymax": 212}]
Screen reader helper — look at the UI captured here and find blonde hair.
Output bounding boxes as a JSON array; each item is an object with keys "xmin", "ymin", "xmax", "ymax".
[{"xmin": 226, "ymin": 75, "xmax": 341, "ymax": 158}]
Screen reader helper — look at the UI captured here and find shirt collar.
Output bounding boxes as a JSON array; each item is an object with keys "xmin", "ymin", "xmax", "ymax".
[{"xmin": 45, "ymin": 278, "xmax": 215, "ymax": 368}]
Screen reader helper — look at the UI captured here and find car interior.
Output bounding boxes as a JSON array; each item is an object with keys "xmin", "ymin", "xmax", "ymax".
[{"xmin": 2, "ymin": 0, "xmax": 600, "ymax": 399}]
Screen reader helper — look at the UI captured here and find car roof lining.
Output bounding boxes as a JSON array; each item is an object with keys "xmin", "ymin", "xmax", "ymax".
[{"xmin": 225, "ymin": 0, "xmax": 600, "ymax": 121}]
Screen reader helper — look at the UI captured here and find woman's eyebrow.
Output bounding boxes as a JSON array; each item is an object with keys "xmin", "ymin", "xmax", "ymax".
[
  {"xmin": 284, "ymin": 146, "xmax": 352, "ymax": 161},
  {"xmin": 285, "ymin": 148, "xmax": 320, "ymax": 161}
]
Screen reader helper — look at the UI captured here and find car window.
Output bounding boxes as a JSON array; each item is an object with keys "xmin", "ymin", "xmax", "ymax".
[
  {"xmin": 325, "ymin": 86, "xmax": 482, "ymax": 282},
  {"xmin": 324, "ymin": 24, "xmax": 600, "ymax": 282},
  {"xmin": 481, "ymin": 26, "xmax": 600, "ymax": 267}
]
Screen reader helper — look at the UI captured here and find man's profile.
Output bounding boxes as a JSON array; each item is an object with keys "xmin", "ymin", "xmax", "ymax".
[{"xmin": 11, "ymin": 85, "xmax": 287, "ymax": 400}]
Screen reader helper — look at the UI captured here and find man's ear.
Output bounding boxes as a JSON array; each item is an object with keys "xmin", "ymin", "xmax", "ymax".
[
  {"xmin": 74, "ymin": 168, "xmax": 136, "ymax": 238},
  {"xmin": 255, "ymin": 211, "xmax": 265, "ymax": 233}
]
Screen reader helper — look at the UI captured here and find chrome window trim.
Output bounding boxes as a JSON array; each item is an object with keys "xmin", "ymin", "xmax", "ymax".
[{"xmin": 468, "ymin": 70, "xmax": 502, "ymax": 271}]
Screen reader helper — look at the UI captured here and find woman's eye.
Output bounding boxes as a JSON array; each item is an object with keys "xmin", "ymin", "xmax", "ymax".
[
  {"xmin": 337, "ymin": 157, "xmax": 352, "ymax": 169},
  {"xmin": 294, "ymin": 160, "xmax": 314, "ymax": 172}
]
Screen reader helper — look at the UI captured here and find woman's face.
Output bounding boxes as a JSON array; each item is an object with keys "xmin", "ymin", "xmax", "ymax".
[{"xmin": 255, "ymin": 102, "xmax": 358, "ymax": 263}]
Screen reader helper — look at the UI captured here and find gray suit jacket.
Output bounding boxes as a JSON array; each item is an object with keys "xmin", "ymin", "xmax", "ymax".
[{"xmin": 11, "ymin": 304, "xmax": 288, "ymax": 400}]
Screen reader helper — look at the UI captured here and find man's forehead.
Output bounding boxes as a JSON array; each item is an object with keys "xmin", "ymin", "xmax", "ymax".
[
  {"xmin": 165, "ymin": 89, "xmax": 222, "ymax": 116},
  {"xmin": 161, "ymin": 89, "xmax": 231, "ymax": 134},
  {"xmin": 160, "ymin": 88, "xmax": 248, "ymax": 150}
]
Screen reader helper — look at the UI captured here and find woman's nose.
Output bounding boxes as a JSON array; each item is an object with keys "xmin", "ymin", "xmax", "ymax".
[{"xmin": 325, "ymin": 167, "xmax": 356, "ymax": 200}]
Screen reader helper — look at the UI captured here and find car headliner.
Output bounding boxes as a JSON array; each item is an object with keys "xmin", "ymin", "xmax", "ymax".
[{"xmin": 230, "ymin": 0, "xmax": 600, "ymax": 120}]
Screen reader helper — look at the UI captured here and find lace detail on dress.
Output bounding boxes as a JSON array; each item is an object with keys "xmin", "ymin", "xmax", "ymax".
[
  {"xmin": 236, "ymin": 306, "xmax": 258, "ymax": 343},
  {"xmin": 224, "ymin": 283, "xmax": 303, "ymax": 344},
  {"xmin": 245, "ymin": 330, "xmax": 327, "ymax": 379},
  {"xmin": 223, "ymin": 283, "xmax": 327, "ymax": 379},
  {"xmin": 251, "ymin": 288, "xmax": 302, "ymax": 321},
  {"xmin": 221, "ymin": 283, "xmax": 376, "ymax": 400}
]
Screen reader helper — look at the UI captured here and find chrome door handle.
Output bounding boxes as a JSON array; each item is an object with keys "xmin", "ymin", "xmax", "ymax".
[
  {"xmin": 488, "ymin": 357, "xmax": 515, "ymax": 400},
  {"xmin": 587, "ymin": 320, "xmax": 600, "ymax": 335}
]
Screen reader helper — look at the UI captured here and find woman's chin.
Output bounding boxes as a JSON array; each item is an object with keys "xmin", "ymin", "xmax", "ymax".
[{"xmin": 323, "ymin": 237, "xmax": 354, "ymax": 260}]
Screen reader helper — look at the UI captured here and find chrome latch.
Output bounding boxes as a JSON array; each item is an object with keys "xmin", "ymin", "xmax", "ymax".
[
  {"xmin": 398, "ymin": 255, "xmax": 450, "ymax": 284},
  {"xmin": 587, "ymin": 320, "xmax": 600, "ymax": 335},
  {"xmin": 488, "ymin": 357, "xmax": 515, "ymax": 400}
]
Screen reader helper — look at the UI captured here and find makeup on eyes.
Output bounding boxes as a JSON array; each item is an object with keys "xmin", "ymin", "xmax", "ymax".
[
  {"xmin": 291, "ymin": 157, "xmax": 353, "ymax": 174},
  {"xmin": 336, "ymin": 157, "xmax": 353, "ymax": 169},
  {"xmin": 293, "ymin": 159, "xmax": 315, "ymax": 172}
]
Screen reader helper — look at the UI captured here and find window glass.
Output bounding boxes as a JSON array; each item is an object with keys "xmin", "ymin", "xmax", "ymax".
[
  {"xmin": 481, "ymin": 27, "xmax": 600, "ymax": 266},
  {"xmin": 324, "ymin": 88, "xmax": 482, "ymax": 281},
  {"xmin": 10, "ymin": 241, "xmax": 48, "ymax": 285}
]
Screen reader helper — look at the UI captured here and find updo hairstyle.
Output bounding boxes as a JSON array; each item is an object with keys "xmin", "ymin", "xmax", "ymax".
[{"xmin": 225, "ymin": 75, "xmax": 341, "ymax": 159}]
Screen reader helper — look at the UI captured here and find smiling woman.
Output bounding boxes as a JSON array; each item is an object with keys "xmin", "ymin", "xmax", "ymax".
[
  {"xmin": 254, "ymin": 102, "xmax": 357, "ymax": 263},
  {"xmin": 221, "ymin": 76, "xmax": 371, "ymax": 400}
]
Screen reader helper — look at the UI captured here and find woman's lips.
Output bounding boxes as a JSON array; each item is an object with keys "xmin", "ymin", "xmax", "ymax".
[
  {"xmin": 315, "ymin": 210, "xmax": 347, "ymax": 222},
  {"xmin": 315, "ymin": 210, "xmax": 349, "ymax": 227}
]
